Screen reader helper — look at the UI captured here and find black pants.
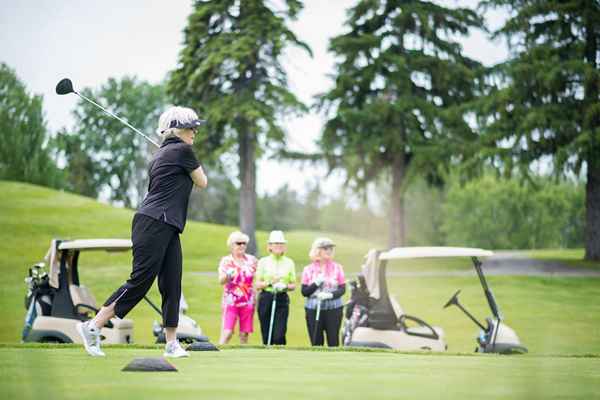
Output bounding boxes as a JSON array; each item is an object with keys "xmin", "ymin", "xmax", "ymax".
[
  {"xmin": 103, "ymin": 213, "xmax": 182, "ymax": 327},
  {"xmin": 305, "ymin": 306, "xmax": 343, "ymax": 347},
  {"xmin": 257, "ymin": 291, "xmax": 289, "ymax": 345}
]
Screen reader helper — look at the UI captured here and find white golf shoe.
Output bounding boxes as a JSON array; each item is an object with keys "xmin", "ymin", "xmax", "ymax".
[
  {"xmin": 76, "ymin": 321, "xmax": 105, "ymax": 357},
  {"xmin": 164, "ymin": 340, "xmax": 189, "ymax": 358}
]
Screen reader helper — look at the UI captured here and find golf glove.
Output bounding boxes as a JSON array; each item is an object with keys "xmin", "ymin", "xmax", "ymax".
[
  {"xmin": 313, "ymin": 274, "xmax": 325, "ymax": 286},
  {"xmin": 273, "ymin": 282, "xmax": 287, "ymax": 292},
  {"xmin": 226, "ymin": 268, "xmax": 236, "ymax": 277},
  {"xmin": 317, "ymin": 292, "xmax": 333, "ymax": 301}
]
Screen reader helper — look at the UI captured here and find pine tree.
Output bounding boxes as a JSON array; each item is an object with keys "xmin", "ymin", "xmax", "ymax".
[
  {"xmin": 478, "ymin": 0, "xmax": 600, "ymax": 260},
  {"xmin": 169, "ymin": 0, "xmax": 310, "ymax": 254},
  {"xmin": 318, "ymin": 0, "xmax": 484, "ymax": 247}
]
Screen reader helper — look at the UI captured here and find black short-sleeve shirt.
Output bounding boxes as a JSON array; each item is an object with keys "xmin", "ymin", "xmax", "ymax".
[{"xmin": 137, "ymin": 137, "xmax": 200, "ymax": 233}]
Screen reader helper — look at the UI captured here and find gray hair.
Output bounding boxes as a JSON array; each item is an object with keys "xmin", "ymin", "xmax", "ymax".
[
  {"xmin": 156, "ymin": 106, "xmax": 199, "ymax": 141},
  {"xmin": 227, "ymin": 231, "xmax": 250, "ymax": 248}
]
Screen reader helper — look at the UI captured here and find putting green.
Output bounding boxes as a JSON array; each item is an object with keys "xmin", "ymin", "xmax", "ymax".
[{"xmin": 1, "ymin": 346, "xmax": 599, "ymax": 400}]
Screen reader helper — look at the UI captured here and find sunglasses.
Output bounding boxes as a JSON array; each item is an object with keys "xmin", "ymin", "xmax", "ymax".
[{"xmin": 235, "ymin": 242, "xmax": 247, "ymax": 246}]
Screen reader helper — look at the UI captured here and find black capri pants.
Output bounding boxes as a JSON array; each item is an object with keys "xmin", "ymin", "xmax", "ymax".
[
  {"xmin": 257, "ymin": 291, "xmax": 290, "ymax": 345},
  {"xmin": 103, "ymin": 213, "xmax": 182, "ymax": 327},
  {"xmin": 305, "ymin": 306, "xmax": 343, "ymax": 347}
]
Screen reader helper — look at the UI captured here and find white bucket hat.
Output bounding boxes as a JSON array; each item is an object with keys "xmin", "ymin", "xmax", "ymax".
[{"xmin": 268, "ymin": 230, "xmax": 287, "ymax": 244}]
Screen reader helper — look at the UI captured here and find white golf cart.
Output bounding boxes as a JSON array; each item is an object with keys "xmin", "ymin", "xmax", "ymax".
[
  {"xmin": 343, "ymin": 247, "xmax": 450, "ymax": 351},
  {"xmin": 343, "ymin": 247, "xmax": 526, "ymax": 354},
  {"xmin": 22, "ymin": 238, "xmax": 205, "ymax": 345}
]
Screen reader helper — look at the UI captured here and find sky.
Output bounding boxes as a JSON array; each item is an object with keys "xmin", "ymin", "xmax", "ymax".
[{"xmin": 0, "ymin": 0, "xmax": 508, "ymax": 198}]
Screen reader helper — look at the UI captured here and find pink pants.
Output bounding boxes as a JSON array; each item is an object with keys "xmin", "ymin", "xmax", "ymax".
[{"xmin": 222, "ymin": 304, "xmax": 254, "ymax": 333}]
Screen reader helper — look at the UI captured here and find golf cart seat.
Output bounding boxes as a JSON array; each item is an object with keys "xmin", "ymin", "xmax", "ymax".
[
  {"xmin": 389, "ymin": 294, "xmax": 445, "ymax": 339},
  {"xmin": 69, "ymin": 284, "xmax": 98, "ymax": 315},
  {"xmin": 68, "ymin": 284, "xmax": 133, "ymax": 329}
]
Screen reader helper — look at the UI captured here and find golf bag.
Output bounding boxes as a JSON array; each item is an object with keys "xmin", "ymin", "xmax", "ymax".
[
  {"xmin": 22, "ymin": 264, "xmax": 53, "ymax": 341},
  {"xmin": 342, "ymin": 276, "xmax": 370, "ymax": 345}
]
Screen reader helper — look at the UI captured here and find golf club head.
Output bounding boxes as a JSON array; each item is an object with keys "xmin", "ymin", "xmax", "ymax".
[{"xmin": 56, "ymin": 78, "xmax": 75, "ymax": 95}]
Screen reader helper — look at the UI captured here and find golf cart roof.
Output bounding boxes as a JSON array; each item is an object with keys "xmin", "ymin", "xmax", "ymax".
[
  {"xmin": 379, "ymin": 247, "xmax": 494, "ymax": 260},
  {"xmin": 57, "ymin": 239, "xmax": 132, "ymax": 251},
  {"xmin": 46, "ymin": 239, "xmax": 131, "ymax": 288}
]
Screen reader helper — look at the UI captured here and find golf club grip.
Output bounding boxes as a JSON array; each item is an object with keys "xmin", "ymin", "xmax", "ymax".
[{"xmin": 76, "ymin": 92, "xmax": 160, "ymax": 148}]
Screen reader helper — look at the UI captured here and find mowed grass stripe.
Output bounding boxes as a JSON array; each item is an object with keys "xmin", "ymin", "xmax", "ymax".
[{"xmin": 1, "ymin": 348, "xmax": 599, "ymax": 400}]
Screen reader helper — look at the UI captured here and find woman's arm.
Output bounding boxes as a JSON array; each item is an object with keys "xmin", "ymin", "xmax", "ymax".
[
  {"xmin": 190, "ymin": 165, "xmax": 207, "ymax": 188},
  {"xmin": 218, "ymin": 270, "xmax": 229, "ymax": 285},
  {"xmin": 330, "ymin": 283, "xmax": 346, "ymax": 299},
  {"xmin": 301, "ymin": 283, "xmax": 318, "ymax": 297}
]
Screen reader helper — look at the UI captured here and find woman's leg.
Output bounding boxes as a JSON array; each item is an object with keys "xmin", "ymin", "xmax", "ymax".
[
  {"xmin": 273, "ymin": 294, "xmax": 289, "ymax": 345},
  {"xmin": 238, "ymin": 304, "xmax": 254, "ymax": 344},
  {"xmin": 324, "ymin": 307, "xmax": 344, "ymax": 347},
  {"xmin": 95, "ymin": 215, "xmax": 172, "ymax": 327},
  {"xmin": 305, "ymin": 308, "xmax": 324, "ymax": 346},
  {"xmin": 157, "ymin": 233, "xmax": 182, "ymax": 342},
  {"xmin": 220, "ymin": 306, "xmax": 237, "ymax": 344},
  {"xmin": 256, "ymin": 292, "xmax": 271, "ymax": 345}
]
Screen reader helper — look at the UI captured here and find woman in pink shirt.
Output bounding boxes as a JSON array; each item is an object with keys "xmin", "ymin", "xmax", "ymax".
[
  {"xmin": 218, "ymin": 231, "xmax": 257, "ymax": 344},
  {"xmin": 301, "ymin": 237, "xmax": 346, "ymax": 346}
]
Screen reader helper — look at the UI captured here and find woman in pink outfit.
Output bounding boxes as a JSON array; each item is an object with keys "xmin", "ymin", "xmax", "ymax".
[
  {"xmin": 301, "ymin": 237, "xmax": 346, "ymax": 347},
  {"xmin": 218, "ymin": 231, "xmax": 257, "ymax": 344}
]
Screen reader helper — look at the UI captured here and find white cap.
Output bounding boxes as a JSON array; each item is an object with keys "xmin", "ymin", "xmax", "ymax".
[{"xmin": 268, "ymin": 230, "xmax": 287, "ymax": 244}]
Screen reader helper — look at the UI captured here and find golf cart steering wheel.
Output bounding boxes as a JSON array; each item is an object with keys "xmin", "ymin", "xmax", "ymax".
[
  {"xmin": 443, "ymin": 289, "xmax": 462, "ymax": 309},
  {"xmin": 399, "ymin": 315, "xmax": 440, "ymax": 340}
]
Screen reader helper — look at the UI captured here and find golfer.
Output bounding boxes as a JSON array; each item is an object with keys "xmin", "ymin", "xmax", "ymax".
[
  {"xmin": 301, "ymin": 237, "xmax": 346, "ymax": 347},
  {"xmin": 218, "ymin": 231, "xmax": 257, "ymax": 345},
  {"xmin": 256, "ymin": 230, "xmax": 296, "ymax": 345},
  {"xmin": 77, "ymin": 106, "xmax": 208, "ymax": 358}
]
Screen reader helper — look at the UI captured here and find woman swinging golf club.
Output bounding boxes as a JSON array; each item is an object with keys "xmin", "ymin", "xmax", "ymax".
[{"xmin": 77, "ymin": 106, "xmax": 208, "ymax": 358}]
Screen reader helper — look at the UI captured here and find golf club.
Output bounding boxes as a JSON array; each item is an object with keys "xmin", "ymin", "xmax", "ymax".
[
  {"xmin": 143, "ymin": 296, "xmax": 163, "ymax": 316},
  {"xmin": 267, "ymin": 289, "xmax": 277, "ymax": 346},
  {"xmin": 312, "ymin": 299, "xmax": 321, "ymax": 345},
  {"xmin": 55, "ymin": 78, "xmax": 159, "ymax": 148}
]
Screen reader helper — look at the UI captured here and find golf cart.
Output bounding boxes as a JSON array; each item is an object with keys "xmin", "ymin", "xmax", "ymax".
[
  {"xmin": 22, "ymin": 238, "xmax": 205, "ymax": 345},
  {"xmin": 343, "ymin": 248, "xmax": 448, "ymax": 351},
  {"xmin": 343, "ymin": 247, "xmax": 527, "ymax": 354}
]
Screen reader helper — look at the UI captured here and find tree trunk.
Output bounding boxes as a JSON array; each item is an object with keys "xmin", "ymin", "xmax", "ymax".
[
  {"xmin": 239, "ymin": 129, "xmax": 257, "ymax": 255},
  {"xmin": 389, "ymin": 154, "xmax": 406, "ymax": 248},
  {"xmin": 585, "ymin": 156, "xmax": 600, "ymax": 260}
]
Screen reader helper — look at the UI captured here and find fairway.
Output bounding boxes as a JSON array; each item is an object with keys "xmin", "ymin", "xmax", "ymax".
[
  {"xmin": 2, "ymin": 182, "xmax": 600, "ymax": 399},
  {"xmin": 2, "ymin": 346, "xmax": 599, "ymax": 400}
]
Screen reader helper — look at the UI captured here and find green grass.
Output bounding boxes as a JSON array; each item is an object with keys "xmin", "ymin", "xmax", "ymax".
[
  {"xmin": 527, "ymin": 249, "xmax": 600, "ymax": 269},
  {"xmin": 1, "ymin": 180, "xmax": 599, "ymax": 353},
  {"xmin": 2, "ymin": 347, "xmax": 599, "ymax": 400},
  {"xmin": 2, "ymin": 180, "xmax": 600, "ymax": 399}
]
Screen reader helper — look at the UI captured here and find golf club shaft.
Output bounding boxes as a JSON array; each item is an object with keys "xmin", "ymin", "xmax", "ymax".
[
  {"xmin": 75, "ymin": 91, "xmax": 160, "ymax": 148},
  {"xmin": 312, "ymin": 300, "xmax": 321, "ymax": 345},
  {"xmin": 267, "ymin": 294, "xmax": 277, "ymax": 345},
  {"xmin": 143, "ymin": 296, "xmax": 162, "ymax": 316}
]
